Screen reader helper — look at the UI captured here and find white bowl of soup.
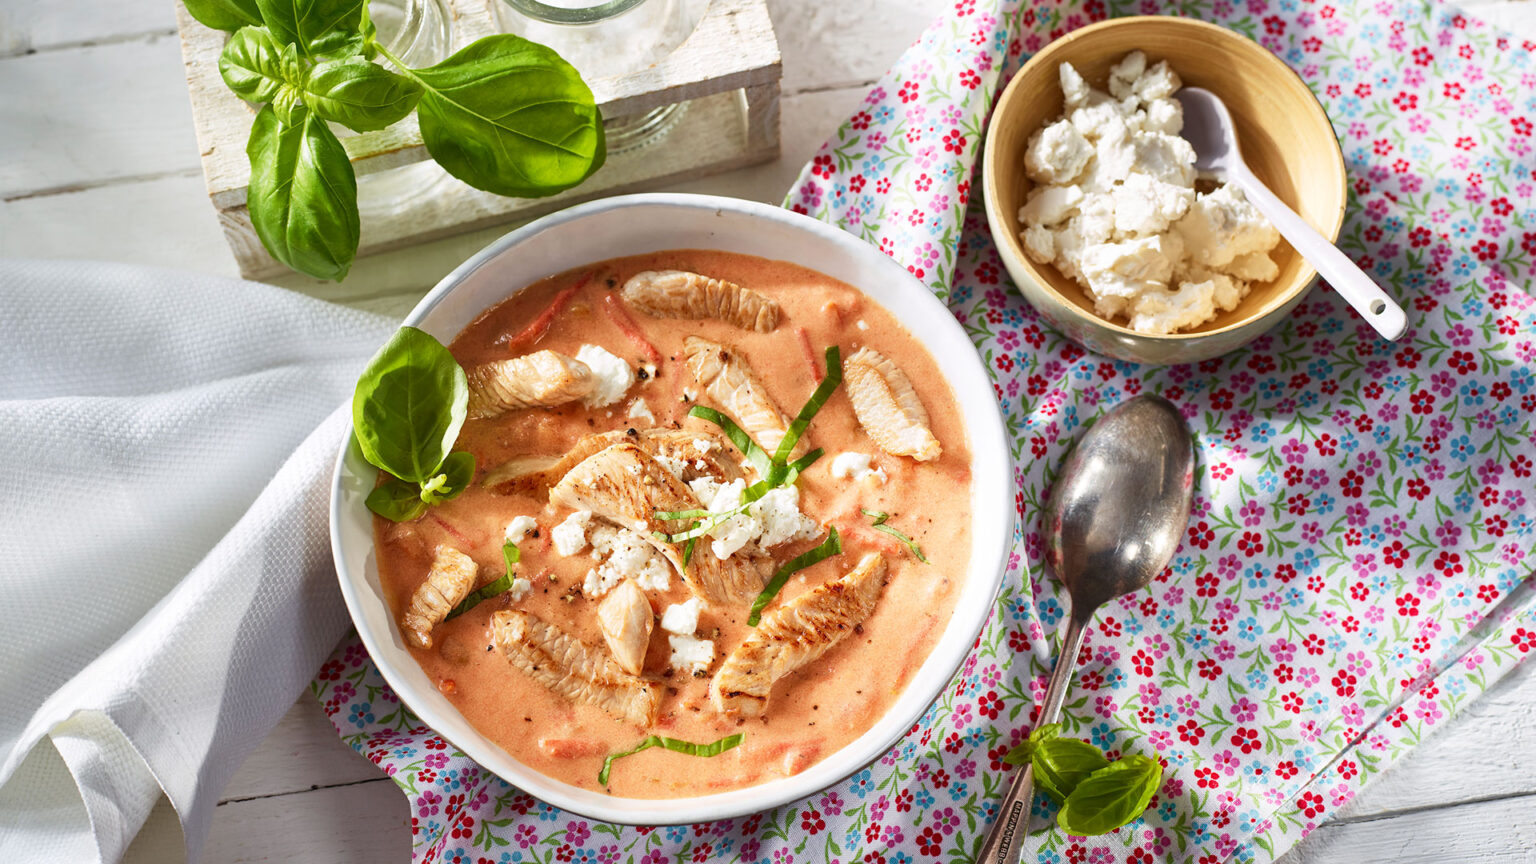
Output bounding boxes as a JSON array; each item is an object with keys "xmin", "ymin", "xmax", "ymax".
[{"xmin": 330, "ymin": 193, "xmax": 1013, "ymax": 825}]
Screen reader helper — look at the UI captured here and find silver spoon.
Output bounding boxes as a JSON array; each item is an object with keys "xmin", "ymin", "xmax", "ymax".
[
  {"xmin": 976, "ymin": 394, "xmax": 1195, "ymax": 864},
  {"xmin": 1174, "ymin": 87, "xmax": 1407, "ymax": 341}
]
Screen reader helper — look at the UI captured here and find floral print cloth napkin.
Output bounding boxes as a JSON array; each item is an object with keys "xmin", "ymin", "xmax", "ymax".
[{"xmin": 314, "ymin": 1, "xmax": 1536, "ymax": 861}]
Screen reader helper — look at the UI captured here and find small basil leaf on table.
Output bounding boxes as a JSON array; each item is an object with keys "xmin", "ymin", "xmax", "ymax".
[
  {"xmin": 420, "ymin": 451, "xmax": 476, "ymax": 505},
  {"xmin": 183, "ymin": 0, "xmax": 263, "ymax": 32},
  {"xmin": 255, "ymin": 0, "xmax": 367, "ymax": 58},
  {"xmin": 302, "ymin": 57, "xmax": 421, "ymax": 131},
  {"xmin": 1031, "ymin": 736, "xmax": 1112, "ymax": 804},
  {"xmin": 1055, "ymin": 754, "xmax": 1163, "ymax": 837},
  {"xmin": 1003, "ymin": 720, "xmax": 1061, "ymax": 767},
  {"xmin": 219, "ymin": 27, "xmax": 289, "ymax": 102},
  {"xmin": 246, "ymin": 104, "xmax": 359, "ymax": 280},
  {"xmin": 366, "ymin": 475, "xmax": 430, "ymax": 522},
  {"xmin": 351, "ymin": 326, "xmax": 469, "ymax": 483},
  {"xmin": 407, "ymin": 35, "xmax": 606, "ymax": 197}
]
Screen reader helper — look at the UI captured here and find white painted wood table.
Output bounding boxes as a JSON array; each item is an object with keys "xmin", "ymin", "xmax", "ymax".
[{"xmin": 2, "ymin": 1, "xmax": 1533, "ymax": 861}]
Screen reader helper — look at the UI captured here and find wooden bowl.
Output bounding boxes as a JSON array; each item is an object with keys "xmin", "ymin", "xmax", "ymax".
[{"xmin": 982, "ymin": 16, "xmax": 1347, "ymax": 364}]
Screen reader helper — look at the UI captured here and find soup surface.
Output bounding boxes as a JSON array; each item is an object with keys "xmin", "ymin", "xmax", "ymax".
[{"xmin": 375, "ymin": 250, "xmax": 973, "ymax": 797}]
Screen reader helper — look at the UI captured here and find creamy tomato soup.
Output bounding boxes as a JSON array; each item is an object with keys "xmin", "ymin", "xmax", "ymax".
[{"xmin": 375, "ymin": 250, "xmax": 972, "ymax": 797}]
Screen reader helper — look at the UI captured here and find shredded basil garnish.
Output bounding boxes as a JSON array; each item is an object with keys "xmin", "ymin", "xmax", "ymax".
[
  {"xmin": 747, "ymin": 528, "xmax": 842, "ymax": 626},
  {"xmin": 598, "ymin": 733, "xmax": 744, "ymax": 785},
  {"xmin": 862, "ymin": 509, "xmax": 930, "ymax": 563},
  {"xmin": 446, "ymin": 542, "xmax": 520, "ymax": 620},
  {"xmin": 664, "ymin": 347, "xmax": 842, "ymax": 549}
]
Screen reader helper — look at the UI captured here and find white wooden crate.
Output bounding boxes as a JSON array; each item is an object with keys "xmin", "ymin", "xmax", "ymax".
[{"xmin": 174, "ymin": 0, "xmax": 782, "ymax": 279}]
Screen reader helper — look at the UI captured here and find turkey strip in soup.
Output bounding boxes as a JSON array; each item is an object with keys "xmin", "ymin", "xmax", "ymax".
[{"xmin": 375, "ymin": 250, "xmax": 973, "ymax": 798}]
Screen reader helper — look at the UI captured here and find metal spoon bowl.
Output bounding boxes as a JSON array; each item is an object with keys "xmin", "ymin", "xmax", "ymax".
[{"xmin": 976, "ymin": 394, "xmax": 1195, "ymax": 863}]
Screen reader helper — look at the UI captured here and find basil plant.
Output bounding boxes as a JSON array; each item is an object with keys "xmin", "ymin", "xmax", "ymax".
[{"xmin": 186, "ymin": 0, "xmax": 606, "ymax": 280}]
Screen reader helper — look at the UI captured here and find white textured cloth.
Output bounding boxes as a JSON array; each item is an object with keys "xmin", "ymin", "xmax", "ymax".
[{"xmin": 0, "ymin": 260, "xmax": 396, "ymax": 863}]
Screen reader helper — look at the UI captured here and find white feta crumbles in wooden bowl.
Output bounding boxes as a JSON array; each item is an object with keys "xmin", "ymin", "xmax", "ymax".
[{"xmin": 1016, "ymin": 50, "xmax": 1282, "ymax": 335}]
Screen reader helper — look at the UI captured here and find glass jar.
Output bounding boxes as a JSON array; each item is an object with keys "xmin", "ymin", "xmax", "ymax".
[
  {"xmin": 495, "ymin": 0, "xmax": 707, "ymax": 153},
  {"xmin": 354, "ymin": 0, "xmax": 455, "ymax": 218}
]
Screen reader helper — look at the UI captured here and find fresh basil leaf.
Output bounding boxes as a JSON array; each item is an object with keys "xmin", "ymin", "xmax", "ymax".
[
  {"xmin": 747, "ymin": 528, "xmax": 841, "ymax": 626},
  {"xmin": 1055, "ymin": 754, "xmax": 1163, "ymax": 837},
  {"xmin": 366, "ymin": 474, "xmax": 429, "ymax": 522},
  {"xmin": 1003, "ymin": 721, "xmax": 1059, "ymax": 767},
  {"xmin": 256, "ymin": 0, "xmax": 366, "ymax": 57},
  {"xmin": 409, "ymin": 34, "xmax": 605, "ymax": 197},
  {"xmin": 420, "ymin": 451, "xmax": 475, "ymax": 504},
  {"xmin": 351, "ymin": 326, "xmax": 469, "ymax": 484},
  {"xmin": 219, "ymin": 27, "xmax": 289, "ymax": 102},
  {"xmin": 183, "ymin": 0, "xmax": 263, "ymax": 32},
  {"xmin": 598, "ymin": 733, "xmax": 743, "ymax": 786},
  {"xmin": 445, "ymin": 542, "xmax": 518, "ymax": 621},
  {"xmin": 861, "ymin": 508, "xmax": 930, "ymax": 564},
  {"xmin": 772, "ymin": 346, "xmax": 843, "ymax": 463},
  {"xmin": 1032, "ymin": 736, "xmax": 1111, "ymax": 804},
  {"xmin": 301, "ymin": 57, "xmax": 421, "ymax": 131},
  {"xmin": 246, "ymin": 104, "xmax": 359, "ymax": 280}
]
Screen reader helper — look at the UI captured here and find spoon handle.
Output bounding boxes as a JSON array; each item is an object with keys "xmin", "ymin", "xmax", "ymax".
[
  {"xmin": 974, "ymin": 615, "xmax": 1089, "ymax": 864},
  {"xmin": 1227, "ymin": 163, "xmax": 1408, "ymax": 342}
]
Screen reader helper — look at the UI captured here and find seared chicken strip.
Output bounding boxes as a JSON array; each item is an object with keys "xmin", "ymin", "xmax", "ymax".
[
  {"xmin": 844, "ymin": 347, "xmax": 942, "ymax": 461},
  {"xmin": 467, "ymin": 350, "xmax": 594, "ymax": 419},
  {"xmin": 400, "ymin": 545, "xmax": 478, "ymax": 650},
  {"xmin": 485, "ymin": 428, "xmax": 743, "ymax": 495},
  {"xmin": 622, "ymin": 270, "xmax": 781, "ymax": 333},
  {"xmin": 549, "ymin": 442, "xmax": 763, "ymax": 605},
  {"xmin": 684, "ymin": 336, "xmax": 791, "ymax": 452},
  {"xmin": 492, "ymin": 609, "xmax": 660, "ymax": 726},
  {"xmin": 710, "ymin": 553, "xmax": 888, "ymax": 716},
  {"xmin": 596, "ymin": 578, "xmax": 654, "ymax": 675}
]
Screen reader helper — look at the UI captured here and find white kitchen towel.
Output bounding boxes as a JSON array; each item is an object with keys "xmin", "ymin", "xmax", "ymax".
[{"xmin": 0, "ymin": 260, "xmax": 395, "ymax": 863}]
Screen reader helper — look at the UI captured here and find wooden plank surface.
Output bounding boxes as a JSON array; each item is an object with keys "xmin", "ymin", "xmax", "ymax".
[{"xmin": 6, "ymin": 0, "xmax": 1536, "ymax": 862}]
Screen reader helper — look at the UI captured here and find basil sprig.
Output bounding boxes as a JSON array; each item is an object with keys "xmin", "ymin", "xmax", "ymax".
[
  {"xmin": 598, "ymin": 733, "xmax": 744, "ymax": 786},
  {"xmin": 446, "ymin": 541, "xmax": 520, "ymax": 620},
  {"xmin": 861, "ymin": 508, "xmax": 929, "ymax": 563},
  {"xmin": 747, "ymin": 528, "xmax": 841, "ymax": 626},
  {"xmin": 1003, "ymin": 724, "xmax": 1163, "ymax": 836},
  {"xmin": 195, "ymin": 0, "xmax": 604, "ymax": 280},
  {"xmin": 353, "ymin": 326, "xmax": 475, "ymax": 522}
]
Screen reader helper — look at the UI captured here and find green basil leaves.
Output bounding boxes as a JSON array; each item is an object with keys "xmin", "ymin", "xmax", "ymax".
[
  {"xmin": 246, "ymin": 105, "xmax": 359, "ymax": 281},
  {"xmin": 353, "ymin": 326, "xmax": 475, "ymax": 522},
  {"xmin": 410, "ymin": 35, "xmax": 606, "ymax": 198},
  {"xmin": 199, "ymin": 0, "xmax": 604, "ymax": 280},
  {"xmin": 598, "ymin": 733, "xmax": 744, "ymax": 786},
  {"xmin": 1003, "ymin": 723, "xmax": 1163, "ymax": 836},
  {"xmin": 302, "ymin": 57, "xmax": 420, "ymax": 131}
]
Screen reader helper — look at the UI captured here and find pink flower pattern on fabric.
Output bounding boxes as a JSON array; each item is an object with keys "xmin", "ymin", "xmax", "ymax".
[{"xmin": 315, "ymin": 1, "xmax": 1536, "ymax": 861}]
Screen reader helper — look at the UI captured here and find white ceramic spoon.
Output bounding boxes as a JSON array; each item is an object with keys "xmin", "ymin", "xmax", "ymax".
[{"xmin": 1175, "ymin": 87, "xmax": 1408, "ymax": 341}]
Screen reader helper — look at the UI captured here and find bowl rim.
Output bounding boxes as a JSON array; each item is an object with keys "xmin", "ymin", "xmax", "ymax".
[
  {"xmin": 981, "ymin": 14, "xmax": 1348, "ymax": 341},
  {"xmin": 329, "ymin": 192, "xmax": 1017, "ymax": 825}
]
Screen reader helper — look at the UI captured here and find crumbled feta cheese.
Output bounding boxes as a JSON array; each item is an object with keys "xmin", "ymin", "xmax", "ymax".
[
  {"xmin": 668, "ymin": 633, "xmax": 714, "ymax": 674},
  {"xmin": 855, "ymin": 319, "xmax": 870, "ymax": 331},
  {"xmin": 1019, "ymin": 184, "xmax": 1084, "ymax": 228},
  {"xmin": 1060, "ymin": 61, "xmax": 1091, "ymax": 110},
  {"xmin": 504, "ymin": 515, "xmax": 539, "ymax": 545},
  {"xmin": 660, "ymin": 597, "xmax": 701, "ymax": 635},
  {"xmin": 1024, "ymin": 119, "xmax": 1093, "ymax": 185},
  {"xmin": 582, "ymin": 523, "xmax": 671, "ymax": 596},
  {"xmin": 506, "ymin": 577, "xmax": 533, "ymax": 602},
  {"xmin": 552, "ymin": 510, "xmax": 592, "ymax": 556},
  {"xmin": 693, "ymin": 478, "xmax": 819, "ymax": 560},
  {"xmin": 627, "ymin": 397, "xmax": 655, "ymax": 425},
  {"xmin": 653, "ymin": 452, "xmax": 689, "ymax": 481},
  {"xmin": 1017, "ymin": 53, "xmax": 1279, "ymax": 334},
  {"xmin": 692, "ymin": 438, "xmax": 715, "ymax": 456},
  {"xmin": 575, "ymin": 344, "xmax": 634, "ymax": 408},
  {"xmin": 682, "ymin": 387, "xmax": 699, "ymax": 402},
  {"xmin": 829, "ymin": 451, "xmax": 888, "ymax": 484}
]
